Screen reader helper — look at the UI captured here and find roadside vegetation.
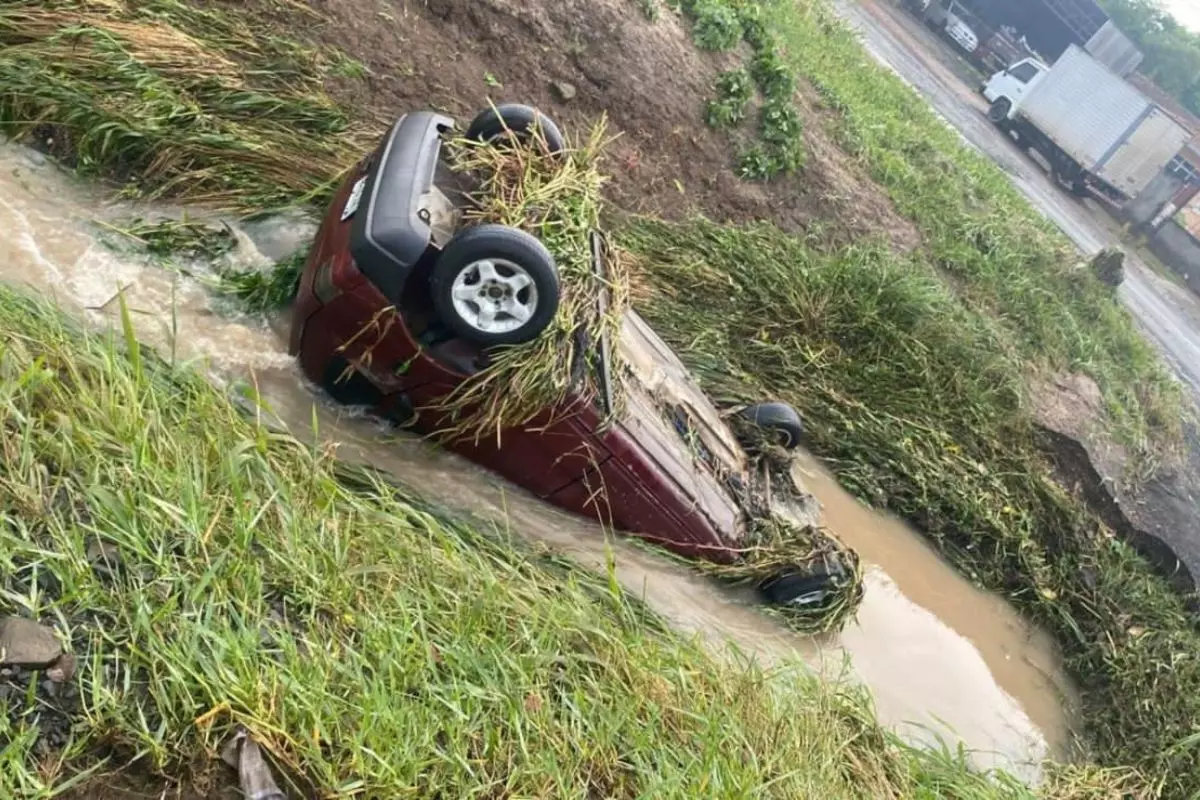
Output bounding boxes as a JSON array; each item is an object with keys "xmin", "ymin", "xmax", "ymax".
[
  {"xmin": 673, "ymin": 0, "xmax": 810, "ymax": 178},
  {"xmin": 1, "ymin": 285, "xmax": 1059, "ymax": 798},
  {"xmin": 645, "ymin": 0, "xmax": 1197, "ymax": 795},
  {"xmin": 1, "ymin": 0, "xmax": 1198, "ymax": 796}
]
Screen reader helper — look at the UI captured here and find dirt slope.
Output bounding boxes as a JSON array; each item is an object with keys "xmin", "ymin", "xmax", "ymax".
[{"xmin": 294, "ymin": 0, "xmax": 921, "ymax": 251}]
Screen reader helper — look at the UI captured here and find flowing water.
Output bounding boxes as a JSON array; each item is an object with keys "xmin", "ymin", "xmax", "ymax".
[{"xmin": 0, "ymin": 141, "xmax": 1079, "ymax": 782}]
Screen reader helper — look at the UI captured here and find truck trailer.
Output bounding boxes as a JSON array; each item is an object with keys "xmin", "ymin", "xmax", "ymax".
[{"xmin": 982, "ymin": 44, "xmax": 1189, "ymax": 201}]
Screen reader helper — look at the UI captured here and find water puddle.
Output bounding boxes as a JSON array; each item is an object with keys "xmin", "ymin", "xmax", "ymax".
[{"xmin": 0, "ymin": 141, "xmax": 1077, "ymax": 782}]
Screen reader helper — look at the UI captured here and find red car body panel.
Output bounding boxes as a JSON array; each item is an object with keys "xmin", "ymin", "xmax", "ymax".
[{"xmin": 290, "ymin": 144, "xmax": 747, "ymax": 564}]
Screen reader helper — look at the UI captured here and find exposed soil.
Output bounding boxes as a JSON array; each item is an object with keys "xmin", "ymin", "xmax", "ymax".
[
  {"xmin": 246, "ymin": 0, "xmax": 922, "ymax": 252},
  {"xmin": 57, "ymin": 768, "xmax": 240, "ymax": 800},
  {"xmin": 1031, "ymin": 373, "xmax": 1200, "ymax": 597}
]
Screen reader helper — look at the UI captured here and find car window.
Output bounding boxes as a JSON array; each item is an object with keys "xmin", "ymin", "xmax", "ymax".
[{"xmin": 1010, "ymin": 63, "xmax": 1040, "ymax": 83}]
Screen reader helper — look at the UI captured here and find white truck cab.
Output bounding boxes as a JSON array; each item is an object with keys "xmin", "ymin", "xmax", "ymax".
[{"xmin": 982, "ymin": 58, "xmax": 1049, "ymax": 120}]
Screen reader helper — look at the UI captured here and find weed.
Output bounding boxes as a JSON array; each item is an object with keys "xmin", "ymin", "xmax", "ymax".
[
  {"xmin": 0, "ymin": 0, "xmax": 370, "ymax": 209},
  {"xmin": 691, "ymin": 1, "xmax": 743, "ymax": 50},
  {"xmin": 116, "ymin": 216, "xmax": 235, "ymax": 261},
  {"xmin": 750, "ymin": 46, "xmax": 796, "ymax": 100},
  {"xmin": 632, "ymin": 0, "xmax": 661, "ymax": 21},
  {"xmin": 679, "ymin": 0, "xmax": 807, "ymax": 179},
  {"xmin": 623, "ymin": 201, "xmax": 1188, "ymax": 800},
  {"xmin": 736, "ymin": 144, "xmax": 777, "ymax": 179},
  {"xmin": 214, "ymin": 249, "xmax": 308, "ymax": 310},
  {"xmin": 705, "ymin": 69, "xmax": 754, "ymax": 128}
]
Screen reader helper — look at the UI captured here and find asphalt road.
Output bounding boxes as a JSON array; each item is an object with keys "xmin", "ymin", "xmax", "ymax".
[{"xmin": 834, "ymin": 0, "xmax": 1200, "ymax": 399}]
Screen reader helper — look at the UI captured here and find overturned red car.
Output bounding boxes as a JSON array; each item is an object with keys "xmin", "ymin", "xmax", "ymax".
[{"xmin": 289, "ymin": 104, "xmax": 849, "ymax": 608}]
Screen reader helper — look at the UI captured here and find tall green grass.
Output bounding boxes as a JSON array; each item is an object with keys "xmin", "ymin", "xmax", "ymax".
[
  {"xmin": 623, "ymin": 213, "xmax": 1197, "ymax": 799},
  {"xmin": 0, "ymin": 0, "xmax": 370, "ymax": 208},
  {"xmin": 625, "ymin": 0, "xmax": 1194, "ymax": 793},
  {"xmin": 0, "ymin": 284, "xmax": 1080, "ymax": 798},
  {"xmin": 2, "ymin": 0, "xmax": 1193, "ymax": 793},
  {"xmin": 766, "ymin": 0, "xmax": 1180, "ymax": 454}
]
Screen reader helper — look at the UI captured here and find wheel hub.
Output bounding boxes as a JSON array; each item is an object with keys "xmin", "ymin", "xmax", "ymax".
[{"xmin": 450, "ymin": 258, "xmax": 539, "ymax": 335}]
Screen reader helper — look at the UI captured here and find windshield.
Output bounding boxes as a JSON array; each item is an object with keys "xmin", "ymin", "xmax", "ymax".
[{"xmin": 1010, "ymin": 62, "xmax": 1040, "ymax": 83}]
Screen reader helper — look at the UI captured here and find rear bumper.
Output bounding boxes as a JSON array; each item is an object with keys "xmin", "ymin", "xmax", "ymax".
[{"xmin": 349, "ymin": 110, "xmax": 454, "ymax": 303}]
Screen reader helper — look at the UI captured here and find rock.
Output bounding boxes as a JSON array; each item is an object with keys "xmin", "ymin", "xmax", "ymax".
[
  {"xmin": 46, "ymin": 653, "xmax": 77, "ymax": 684},
  {"xmin": 0, "ymin": 617, "xmax": 63, "ymax": 668},
  {"xmin": 87, "ymin": 538, "xmax": 123, "ymax": 581},
  {"xmin": 551, "ymin": 81, "xmax": 577, "ymax": 102},
  {"xmin": 1089, "ymin": 247, "xmax": 1126, "ymax": 288}
]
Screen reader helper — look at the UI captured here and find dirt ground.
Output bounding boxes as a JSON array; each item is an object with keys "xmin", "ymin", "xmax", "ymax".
[{"xmin": 257, "ymin": 0, "xmax": 923, "ymax": 252}]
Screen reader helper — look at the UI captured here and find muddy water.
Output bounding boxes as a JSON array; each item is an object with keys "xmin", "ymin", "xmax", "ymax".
[{"xmin": 0, "ymin": 141, "xmax": 1077, "ymax": 782}]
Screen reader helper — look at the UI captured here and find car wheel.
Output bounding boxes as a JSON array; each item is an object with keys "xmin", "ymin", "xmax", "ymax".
[
  {"xmin": 986, "ymin": 98, "xmax": 1012, "ymax": 125},
  {"xmin": 760, "ymin": 565, "xmax": 840, "ymax": 609},
  {"xmin": 465, "ymin": 104, "xmax": 566, "ymax": 155},
  {"xmin": 430, "ymin": 224, "xmax": 561, "ymax": 347},
  {"xmin": 738, "ymin": 402, "xmax": 804, "ymax": 450}
]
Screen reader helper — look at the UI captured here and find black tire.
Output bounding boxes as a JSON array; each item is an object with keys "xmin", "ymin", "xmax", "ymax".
[
  {"xmin": 430, "ymin": 224, "xmax": 560, "ymax": 347},
  {"xmin": 465, "ymin": 104, "xmax": 566, "ymax": 155},
  {"xmin": 738, "ymin": 402, "xmax": 804, "ymax": 450},
  {"xmin": 760, "ymin": 566, "xmax": 838, "ymax": 609},
  {"xmin": 986, "ymin": 98, "xmax": 1012, "ymax": 126}
]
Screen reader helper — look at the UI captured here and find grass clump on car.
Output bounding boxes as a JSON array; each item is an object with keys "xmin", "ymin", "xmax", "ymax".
[{"xmin": 429, "ymin": 121, "xmax": 631, "ymax": 443}]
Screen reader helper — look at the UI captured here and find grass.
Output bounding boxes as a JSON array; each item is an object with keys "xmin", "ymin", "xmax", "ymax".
[
  {"xmin": 622, "ymin": 214, "xmax": 1199, "ymax": 795},
  {"xmin": 0, "ymin": 0, "xmax": 372, "ymax": 210},
  {"xmin": 621, "ymin": 0, "xmax": 1197, "ymax": 794},
  {"xmin": 0, "ymin": 283, "xmax": 1096, "ymax": 799},
  {"xmin": 765, "ymin": 0, "xmax": 1180, "ymax": 455},
  {"xmin": 3, "ymin": 0, "xmax": 1198, "ymax": 794},
  {"xmin": 429, "ymin": 124, "xmax": 631, "ymax": 442}
]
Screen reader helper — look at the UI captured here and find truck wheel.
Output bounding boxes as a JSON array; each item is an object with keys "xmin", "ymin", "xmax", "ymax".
[
  {"xmin": 986, "ymin": 98, "xmax": 1012, "ymax": 126},
  {"xmin": 737, "ymin": 402, "xmax": 804, "ymax": 450},
  {"xmin": 465, "ymin": 104, "xmax": 566, "ymax": 156},
  {"xmin": 431, "ymin": 224, "xmax": 560, "ymax": 347}
]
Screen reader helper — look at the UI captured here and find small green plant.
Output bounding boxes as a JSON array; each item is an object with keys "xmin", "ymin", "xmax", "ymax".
[
  {"xmin": 327, "ymin": 52, "xmax": 368, "ymax": 79},
  {"xmin": 672, "ymin": 0, "xmax": 807, "ymax": 179},
  {"xmin": 692, "ymin": 1, "xmax": 742, "ymax": 50},
  {"xmin": 633, "ymin": 0, "xmax": 661, "ymax": 20},
  {"xmin": 759, "ymin": 95, "xmax": 803, "ymax": 145},
  {"xmin": 484, "ymin": 71, "xmax": 502, "ymax": 88},
  {"xmin": 214, "ymin": 249, "xmax": 308, "ymax": 311},
  {"xmin": 705, "ymin": 69, "xmax": 754, "ymax": 128},
  {"xmin": 736, "ymin": 145, "xmax": 775, "ymax": 180},
  {"xmin": 750, "ymin": 47, "xmax": 796, "ymax": 100}
]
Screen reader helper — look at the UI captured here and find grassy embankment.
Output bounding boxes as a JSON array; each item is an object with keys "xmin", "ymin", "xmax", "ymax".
[
  {"xmin": 0, "ymin": 0, "xmax": 1184, "ymax": 796},
  {"xmin": 0, "ymin": 286, "xmax": 1076, "ymax": 798},
  {"xmin": 634, "ymin": 0, "xmax": 1200, "ymax": 795},
  {"xmin": 0, "ymin": 1, "xmax": 1085, "ymax": 796}
]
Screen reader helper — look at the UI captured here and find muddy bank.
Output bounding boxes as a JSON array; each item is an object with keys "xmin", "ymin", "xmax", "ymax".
[
  {"xmin": 1032, "ymin": 373, "xmax": 1200, "ymax": 597},
  {"xmin": 293, "ymin": 0, "xmax": 922, "ymax": 251}
]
